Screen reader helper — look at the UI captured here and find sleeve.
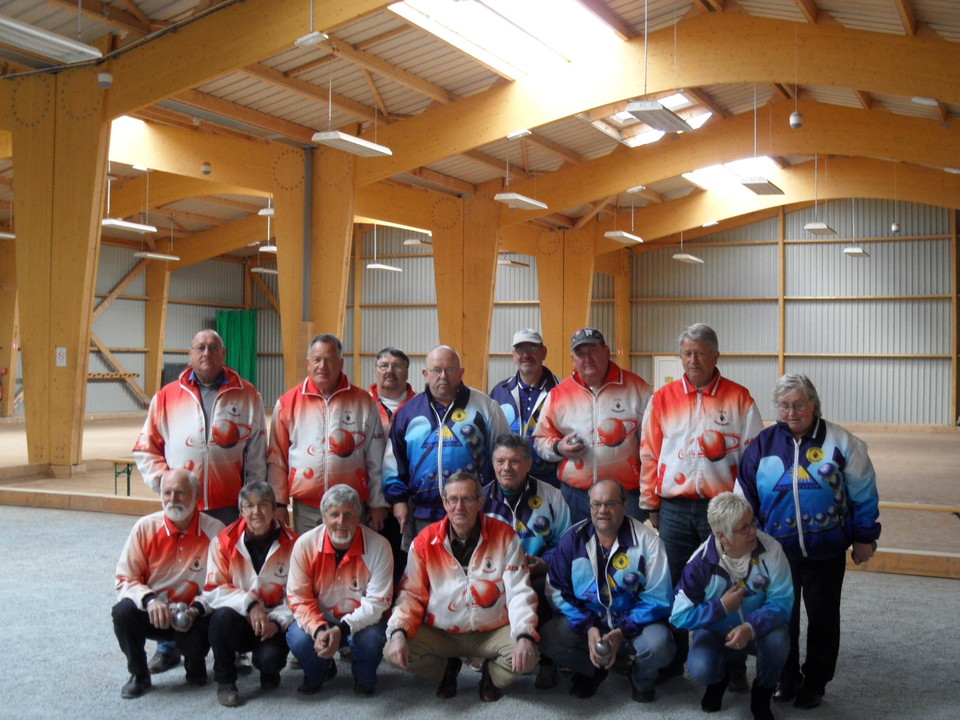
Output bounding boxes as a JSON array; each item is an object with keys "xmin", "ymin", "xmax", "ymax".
[
  {"xmin": 362, "ymin": 400, "xmax": 389, "ymax": 509},
  {"xmin": 382, "ymin": 413, "xmax": 411, "ymax": 505},
  {"xmin": 545, "ymin": 533, "xmax": 599, "ymax": 635},
  {"xmin": 202, "ymin": 534, "xmax": 258, "ymax": 616},
  {"xmin": 532, "ymin": 392, "xmax": 563, "ymax": 461},
  {"xmin": 670, "ymin": 552, "xmax": 727, "ymax": 631},
  {"xmin": 744, "ymin": 540, "xmax": 794, "ymax": 638},
  {"xmin": 242, "ymin": 390, "xmax": 268, "ymax": 485},
  {"xmin": 740, "ymin": 397, "xmax": 764, "ymax": 448},
  {"xmin": 548, "ymin": 492, "xmax": 572, "ymax": 550},
  {"xmin": 619, "ymin": 532, "xmax": 674, "ymax": 636},
  {"xmin": 501, "ymin": 531, "xmax": 540, "ymax": 641},
  {"xmin": 843, "ymin": 435, "xmax": 882, "ymax": 544},
  {"xmin": 734, "ymin": 441, "xmax": 762, "ymax": 515},
  {"xmin": 132, "ymin": 394, "xmax": 169, "ymax": 494},
  {"xmin": 286, "ymin": 535, "xmax": 328, "ymax": 639},
  {"xmin": 115, "ymin": 520, "xmax": 154, "ymax": 607},
  {"xmin": 487, "ymin": 400, "xmax": 512, "ymax": 454},
  {"xmin": 386, "ymin": 536, "xmax": 430, "ymax": 639},
  {"xmin": 266, "ymin": 601, "xmax": 294, "ymax": 631},
  {"xmin": 342, "ymin": 530, "xmax": 393, "ymax": 633},
  {"xmin": 266, "ymin": 396, "xmax": 292, "ymax": 506},
  {"xmin": 639, "ymin": 394, "xmax": 664, "ymax": 512}
]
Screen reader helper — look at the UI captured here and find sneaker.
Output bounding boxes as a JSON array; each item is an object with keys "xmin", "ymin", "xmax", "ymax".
[
  {"xmin": 147, "ymin": 650, "xmax": 180, "ymax": 674},
  {"xmin": 217, "ymin": 683, "xmax": 241, "ymax": 707}
]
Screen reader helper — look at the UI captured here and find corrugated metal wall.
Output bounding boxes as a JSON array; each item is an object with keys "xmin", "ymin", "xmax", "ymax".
[{"xmin": 488, "ymin": 256, "xmax": 540, "ymax": 390}]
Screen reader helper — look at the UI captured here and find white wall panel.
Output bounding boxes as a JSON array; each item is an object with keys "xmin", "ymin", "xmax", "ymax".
[
  {"xmin": 633, "ymin": 301, "xmax": 779, "ymax": 354},
  {"xmin": 785, "ymin": 200, "xmax": 949, "ymax": 239},
  {"xmin": 494, "ymin": 257, "xmax": 538, "ymax": 301},
  {"xmin": 169, "ymin": 260, "xmax": 243, "ymax": 303},
  {"xmin": 490, "ymin": 304, "xmax": 541, "ymax": 354},
  {"xmin": 361, "ymin": 307, "xmax": 439, "ymax": 355},
  {"xmin": 96, "ymin": 245, "xmax": 146, "ymax": 295}
]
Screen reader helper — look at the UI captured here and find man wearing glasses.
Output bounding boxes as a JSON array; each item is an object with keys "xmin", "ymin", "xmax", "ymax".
[
  {"xmin": 134, "ymin": 329, "xmax": 268, "ymax": 674},
  {"xmin": 542, "ymin": 479, "xmax": 674, "ymax": 703},
  {"xmin": 382, "ymin": 345, "xmax": 509, "ymax": 540},
  {"xmin": 490, "ymin": 329, "xmax": 561, "ymax": 487},
  {"xmin": 386, "ymin": 472, "xmax": 538, "ymax": 702},
  {"xmin": 368, "ymin": 347, "xmax": 416, "ymax": 433}
]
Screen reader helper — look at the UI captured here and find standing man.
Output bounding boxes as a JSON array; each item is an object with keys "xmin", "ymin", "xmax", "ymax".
[
  {"xmin": 385, "ymin": 472, "xmax": 539, "ymax": 702},
  {"xmin": 640, "ymin": 323, "xmax": 763, "ymax": 684},
  {"xmin": 382, "ymin": 345, "xmax": 509, "ymax": 539},
  {"xmin": 268, "ymin": 333, "xmax": 387, "ymax": 534},
  {"xmin": 533, "ymin": 328, "xmax": 652, "ymax": 524},
  {"xmin": 368, "ymin": 347, "xmax": 416, "ymax": 433},
  {"xmin": 542, "ymin": 479, "xmax": 675, "ymax": 702},
  {"xmin": 286, "ymin": 485, "xmax": 393, "ymax": 697},
  {"xmin": 204, "ymin": 481, "xmax": 298, "ymax": 707},
  {"xmin": 112, "ymin": 469, "xmax": 224, "ymax": 698},
  {"xmin": 134, "ymin": 328, "xmax": 267, "ymax": 674},
  {"xmin": 490, "ymin": 329, "xmax": 561, "ymax": 486}
]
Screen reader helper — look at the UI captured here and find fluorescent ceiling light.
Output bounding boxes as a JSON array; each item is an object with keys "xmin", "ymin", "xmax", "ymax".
[
  {"xmin": 312, "ymin": 131, "xmax": 393, "ymax": 158},
  {"xmin": 258, "ymin": 207, "xmax": 275, "ymax": 217},
  {"xmin": 403, "ymin": 238, "xmax": 432, "ymax": 246},
  {"xmin": 133, "ymin": 251, "xmax": 180, "ymax": 261},
  {"xmin": 702, "ymin": 220, "xmax": 719, "ymax": 228},
  {"xmin": 494, "ymin": 192, "xmax": 548, "ymax": 211},
  {"xmin": 366, "ymin": 262, "xmax": 403, "ymax": 272},
  {"xmin": 804, "ymin": 221, "xmax": 837, "ymax": 236},
  {"xmin": 944, "ymin": 167, "xmax": 960, "ymax": 175},
  {"xmin": 626, "ymin": 101, "xmax": 692, "ymax": 133},
  {"xmin": 295, "ymin": 30, "xmax": 328, "ymax": 48},
  {"xmin": 258, "ymin": 244, "xmax": 277, "ymax": 254},
  {"xmin": 498, "ymin": 258, "xmax": 530, "ymax": 268},
  {"xmin": 727, "ymin": 156, "xmax": 780, "ymax": 178},
  {"xmin": 251, "ymin": 267, "xmax": 279, "ymax": 276},
  {"xmin": 389, "ymin": 0, "xmax": 620, "ymax": 79},
  {"xmin": 604, "ymin": 230, "xmax": 643, "ymax": 245},
  {"xmin": 102, "ymin": 218, "xmax": 158, "ymax": 234},
  {"xmin": 740, "ymin": 177, "xmax": 784, "ymax": 195},
  {"xmin": 911, "ymin": 96, "xmax": 939, "ymax": 107},
  {"xmin": 843, "ymin": 246, "xmax": 869, "ymax": 257},
  {"xmin": 0, "ymin": 231, "xmax": 15, "ymax": 239},
  {"xmin": 0, "ymin": 14, "xmax": 103, "ymax": 64},
  {"xmin": 625, "ymin": 185, "xmax": 646, "ymax": 194},
  {"xmin": 132, "ymin": 165, "xmax": 149, "ymax": 172},
  {"xmin": 673, "ymin": 252, "xmax": 705, "ymax": 264},
  {"xmin": 507, "ymin": 129, "xmax": 531, "ymax": 140}
]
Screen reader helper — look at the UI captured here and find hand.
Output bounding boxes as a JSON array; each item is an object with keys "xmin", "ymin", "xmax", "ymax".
[
  {"xmin": 512, "ymin": 637, "xmax": 536, "ymax": 674},
  {"xmin": 724, "ymin": 623, "xmax": 753, "ymax": 650},
  {"xmin": 648, "ymin": 511, "xmax": 660, "ymax": 530},
  {"xmin": 721, "ymin": 584, "xmax": 745, "ymax": 613},
  {"xmin": 851, "ymin": 541, "xmax": 876, "ymax": 565},
  {"xmin": 172, "ymin": 607, "xmax": 198, "ymax": 633},
  {"xmin": 275, "ymin": 505, "xmax": 290, "ymax": 526},
  {"xmin": 393, "ymin": 502, "xmax": 409, "ymax": 534},
  {"xmin": 248, "ymin": 603, "xmax": 276, "ymax": 639},
  {"xmin": 524, "ymin": 554, "xmax": 547, "ymax": 577},
  {"xmin": 146, "ymin": 597, "xmax": 172, "ymax": 630},
  {"xmin": 313, "ymin": 626, "xmax": 342, "ymax": 659},
  {"xmin": 588, "ymin": 627, "xmax": 622, "ymax": 669},
  {"xmin": 387, "ymin": 632, "xmax": 409, "ymax": 669},
  {"xmin": 559, "ymin": 433, "xmax": 587, "ymax": 458},
  {"xmin": 368, "ymin": 506, "xmax": 388, "ymax": 532}
]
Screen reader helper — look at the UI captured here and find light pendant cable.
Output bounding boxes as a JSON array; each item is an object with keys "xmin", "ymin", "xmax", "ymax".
[{"xmin": 367, "ymin": 223, "xmax": 401, "ymax": 272}]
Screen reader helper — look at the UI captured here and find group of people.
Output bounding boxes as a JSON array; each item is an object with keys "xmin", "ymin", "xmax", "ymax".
[{"xmin": 112, "ymin": 323, "xmax": 880, "ymax": 718}]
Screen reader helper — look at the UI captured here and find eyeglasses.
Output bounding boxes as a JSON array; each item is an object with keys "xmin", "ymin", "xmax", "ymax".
[
  {"xmin": 732, "ymin": 520, "xmax": 758, "ymax": 535},
  {"xmin": 427, "ymin": 367, "xmax": 460, "ymax": 377},
  {"xmin": 777, "ymin": 400, "xmax": 810, "ymax": 413},
  {"xmin": 191, "ymin": 344, "xmax": 223, "ymax": 353},
  {"xmin": 589, "ymin": 500, "xmax": 624, "ymax": 511},
  {"xmin": 513, "ymin": 344, "xmax": 542, "ymax": 354},
  {"xmin": 443, "ymin": 495, "xmax": 478, "ymax": 506},
  {"xmin": 376, "ymin": 363, "xmax": 406, "ymax": 372},
  {"xmin": 240, "ymin": 501, "xmax": 274, "ymax": 512}
]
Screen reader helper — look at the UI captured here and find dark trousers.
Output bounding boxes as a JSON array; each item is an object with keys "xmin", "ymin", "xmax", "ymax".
[
  {"xmin": 784, "ymin": 553, "xmax": 846, "ymax": 693},
  {"xmin": 112, "ymin": 598, "xmax": 210, "ymax": 676},
  {"xmin": 209, "ymin": 607, "xmax": 289, "ymax": 684},
  {"xmin": 378, "ymin": 513, "xmax": 407, "ymax": 594}
]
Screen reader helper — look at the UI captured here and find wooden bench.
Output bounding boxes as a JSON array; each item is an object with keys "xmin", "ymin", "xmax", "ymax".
[{"xmin": 101, "ymin": 457, "xmax": 136, "ymax": 496}]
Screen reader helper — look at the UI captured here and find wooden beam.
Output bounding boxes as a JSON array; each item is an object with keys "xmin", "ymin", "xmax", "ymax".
[
  {"xmin": 893, "ymin": 0, "xmax": 918, "ymax": 37},
  {"xmin": 52, "ymin": 0, "xmax": 152, "ymax": 37},
  {"xmin": 362, "ymin": 69, "xmax": 390, "ymax": 118},
  {"xmin": 89, "ymin": 333, "xmax": 150, "ymax": 406},
  {"xmin": 0, "ymin": 236, "xmax": 17, "ymax": 417},
  {"xmin": 577, "ymin": 0, "xmax": 639, "ymax": 41},
  {"xmin": 143, "ymin": 262, "xmax": 169, "ymax": 398},
  {"xmin": 168, "ymin": 215, "xmax": 263, "ymax": 269},
  {"xmin": 683, "ymin": 87, "xmax": 730, "ymax": 118},
  {"xmin": 855, "ymin": 89, "xmax": 873, "ymax": 110},
  {"xmin": 574, "ymin": 196, "xmax": 615, "ymax": 230},
  {"xmin": 527, "ymin": 133, "xmax": 584, "ymax": 164},
  {"xmin": 695, "ymin": 0, "xmax": 725, "ymax": 11},
  {"xmin": 795, "ymin": 0, "xmax": 819, "ymax": 23},
  {"xmin": 93, "ymin": 259, "xmax": 149, "ymax": 320},
  {"xmin": 173, "ymin": 89, "xmax": 317, "ymax": 144},
  {"xmin": 250, "ymin": 270, "xmax": 279, "ymax": 312},
  {"xmin": 401, "ymin": 167, "xmax": 475, "ymax": 197}
]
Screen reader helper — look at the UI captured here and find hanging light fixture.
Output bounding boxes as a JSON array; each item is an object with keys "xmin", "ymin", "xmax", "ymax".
[
  {"xmin": 103, "ymin": 168, "xmax": 158, "ymax": 234},
  {"xmin": 627, "ymin": 1, "xmax": 691, "ymax": 133},
  {"xmin": 295, "ymin": 0, "xmax": 329, "ymax": 47},
  {"xmin": 604, "ymin": 188, "xmax": 643, "ymax": 244},
  {"xmin": 741, "ymin": 86, "xmax": 783, "ymax": 195},
  {"xmin": 672, "ymin": 231, "xmax": 704, "ymax": 264},
  {"xmin": 890, "ymin": 164, "xmax": 900, "ymax": 233},
  {"xmin": 0, "ymin": 13, "xmax": 102, "ymax": 64},
  {"xmin": 494, "ymin": 133, "xmax": 547, "ymax": 211},
  {"xmin": 789, "ymin": 29, "xmax": 803, "ymax": 129},
  {"xmin": 134, "ymin": 217, "xmax": 180, "ymax": 262},
  {"xmin": 258, "ymin": 198, "xmax": 277, "ymax": 254},
  {"xmin": 366, "ymin": 224, "xmax": 402, "ymax": 272},
  {"xmin": 497, "ymin": 253, "xmax": 530, "ymax": 268},
  {"xmin": 312, "ymin": 66, "xmax": 392, "ymax": 157},
  {"xmin": 804, "ymin": 154, "xmax": 836, "ymax": 236},
  {"xmin": 843, "ymin": 198, "xmax": 869, "ymax": 258},
  {"xmin": 251, "ymin": 267, "xmax": 279, "ymax": 276}
]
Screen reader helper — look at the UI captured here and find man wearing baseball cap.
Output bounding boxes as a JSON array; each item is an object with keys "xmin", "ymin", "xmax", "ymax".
[
  {"xmin": 490, "ymin": 329, "xmax": 561, "ymax": 486},
  {"xmin": 532, "ymin": 328, "xmax": 652, "ymax": 524}
]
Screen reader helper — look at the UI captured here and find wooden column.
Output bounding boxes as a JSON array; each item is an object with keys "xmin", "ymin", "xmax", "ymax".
[
  {"xmin": 458, "ymin": 187, "xmax": 500, "ymax": 386},
  {"xmin": 12, "ymin": 69, "xmax": 110, "ymax": 467},
  {"xmin": 596, "ymin": 248, "xmax": 633, "ymax": 365},
  {"xmin": 143, "ymin": 262, "xmax": 170, "ymax": 398},
  {"xmin": 272, "ymin": 150, "xmax": 307, "ymax": 391},
  {"xmin": 0, "ymin": 235, "xmax": 17, "ymax": 416},
  {"xmin": 538, "ymin": 227, "xmax": 596, "ymax": 365}
]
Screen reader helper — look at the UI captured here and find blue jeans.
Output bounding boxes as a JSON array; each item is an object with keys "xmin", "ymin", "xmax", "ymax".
[
  {"xmin": 540, "ymin": 615, "xmax": 675, "ymax": 692},
  {"xmin": 562, "ymin": 484, "xmax": 647, "ymax": 526},
  {"xmin": 286, "ymin": 619, "xmax": 387, "ymax": 689},
  {"xmin": 687, "ymin": 625, "xmax": 790, "ymax": 689}
]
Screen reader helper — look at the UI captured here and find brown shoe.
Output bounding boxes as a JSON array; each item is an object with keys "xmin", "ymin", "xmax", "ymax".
[
  {"xmin": 217, "ymin": 683, "xmax": 241, "ymax": 707},
  {"xmin": 436, "ymin": 658, "xmax": 462, "ymax": 699},
  {"xmin": 479, "ymin": 661, "xmax": 502, "ymax": 702}
]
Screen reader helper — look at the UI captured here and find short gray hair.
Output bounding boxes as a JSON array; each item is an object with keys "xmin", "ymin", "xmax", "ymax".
[
  {"xmin": 773, "ymin": 373, "xmax": 821, "ymax": 416},
  {"xmin": 678, "ymin": 323, "xmax": 719, "ymax": 354},
  {"xmin": 707, "ymin": 492, "xmax": 753, "ymax": 540},
  {"xmin": 162, "ymin": 468, "xmax": 199, "ymax": 494},
  {"xmin": 320, "ymin": 484, "xmax": 362, "ymax": 516},
  {"xmin": 442, "ymin": 471, "xmax": 482, "ymax": 499},
  {"xmin": 307, "ymin": 333, "xmax": 343, "ymax": 358},
  {"xmin": 238, "ymin": 480, "xmax": 276, "ymax": 509},
  {"xmin": 492, "ymin": 433, "xmax": 532, "ymax": 460}
]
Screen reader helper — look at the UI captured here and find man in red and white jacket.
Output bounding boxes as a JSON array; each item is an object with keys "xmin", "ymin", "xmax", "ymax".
[
  {"xmin": 385, "ymin": 472, "xmax": 539, "ymax": 703},
  {"xmin": 268, "ymin": 333, "xmax": 387, "ymax": 533},
  {"xmin": 533, "ymin": 328, "xmax": 652, "ymax": 525},
  {"xmin": 203, "ymin": 480, "xmax": 298, "ymax": 707},
  {"xmin": 368, "ymin": 346, "xmax": 416, "ymax": 433},
  {"xmin": 112, "ymin": 469, "xmax": 224, "ymax": 699}
]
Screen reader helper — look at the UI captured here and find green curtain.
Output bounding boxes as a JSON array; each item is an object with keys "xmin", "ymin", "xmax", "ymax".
[{"xmin": 216, "ymin": 309, "xmax": 258, "ymax": 385}]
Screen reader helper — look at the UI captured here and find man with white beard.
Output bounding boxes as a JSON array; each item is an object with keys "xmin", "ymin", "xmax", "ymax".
[{"xmin": 112, "ymin": 469, "xmax": 225, "ymax": 698}]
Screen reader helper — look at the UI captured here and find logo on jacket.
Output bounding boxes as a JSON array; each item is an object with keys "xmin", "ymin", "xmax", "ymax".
[
  {"xmin": 774, "ymin": 465, "xmax": 819, "ymax": 492},
  {"xmin": 611, "ymin": 399, "xmax": 626, "ymax": 413},
  {"xmin": 190, "ymin": 556, "xmax": 204, "ymax": 572},
  {"xmin": 715, "ymin": 409, "xmax": 730, "ymax": 426}
]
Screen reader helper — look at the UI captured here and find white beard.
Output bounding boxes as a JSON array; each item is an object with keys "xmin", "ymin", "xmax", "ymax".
[{"xmin": 164, "ymin": 503, "xmax": 192, "ymax": 523}]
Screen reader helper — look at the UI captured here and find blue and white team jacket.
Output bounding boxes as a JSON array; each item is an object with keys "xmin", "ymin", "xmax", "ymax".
[
  {"xmin": 483, "ymin": 476, "xmax": 571, "ymax": 558},
  {"xmin": 671, "ymin": 531, "xmax": 793, "ymax": 639}
]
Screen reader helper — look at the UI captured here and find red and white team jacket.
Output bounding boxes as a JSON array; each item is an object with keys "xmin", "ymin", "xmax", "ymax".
[
  {"xmin": 203, "ymin": 518, "xmax": 299, "ymax": 630},
  {"xmin": 533, "ymin": 362, "xmax": 652, "ymax": 492},
  {"xmin": 640, "ymin": 372, "xmax": 762, "ymax": 511},
  {"xmin": 116, "ymin": 510, "xmax": 224, "ymax": 609},
  {"xmin": 286, "ymin": 525, "xmax": 393, "ymax": 639},
  {"xmin": 368, "ymin": 382, "xmax": 416, "ymax": 433},
  {"xmin": 387, "ymin": 515, "xmax": 539, "ymax": 642},
  {"xmin": 133, "ymin": 366, "xmax": 267, "ymax": 511},
  {"xmin": 268, "ymin": 375, "xmax": 387, "ymax": 509}
]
